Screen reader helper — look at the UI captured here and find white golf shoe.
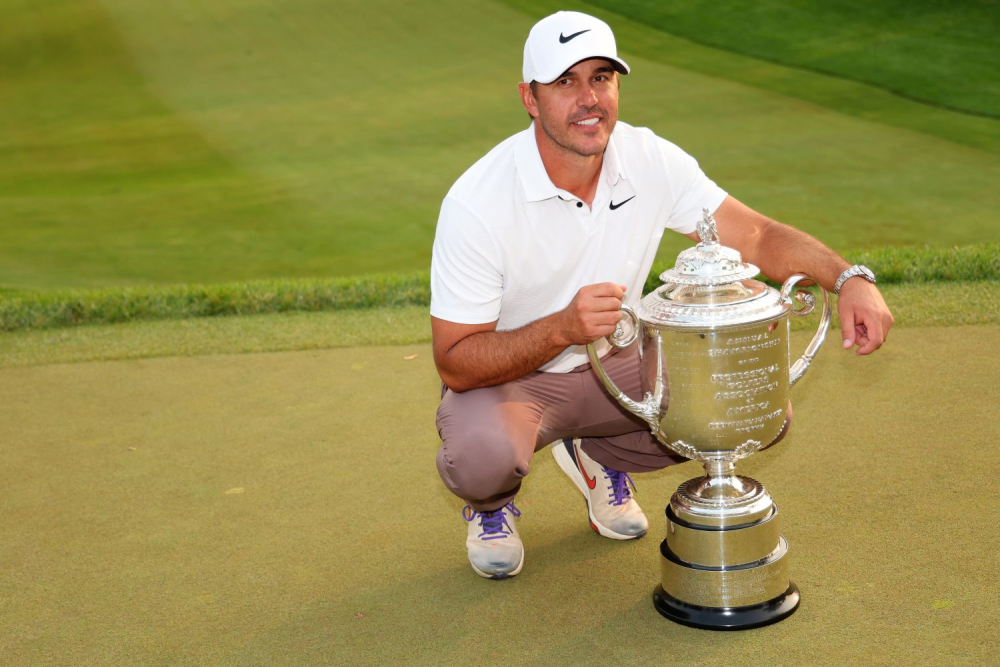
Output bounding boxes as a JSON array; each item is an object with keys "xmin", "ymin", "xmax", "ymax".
[
  {"xmin": 552, "ymin": 438, "xmax": 649, "ymax": 540},
  {"xmin": 463, "ymin": 502, "xmax": 524, "ymax": 579}
]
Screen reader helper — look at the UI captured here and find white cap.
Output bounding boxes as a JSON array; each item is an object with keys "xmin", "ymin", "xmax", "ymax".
[{"xmin": 522, "ymin": 11, "xmax": 630, "ymax": 84}]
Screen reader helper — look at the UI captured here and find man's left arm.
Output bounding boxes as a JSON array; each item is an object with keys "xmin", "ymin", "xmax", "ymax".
[{"xmin": 698, "ymin": 195, "xmax": 894, "ymax": 355}]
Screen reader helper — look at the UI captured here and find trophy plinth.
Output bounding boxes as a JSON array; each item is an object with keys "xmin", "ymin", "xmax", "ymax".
[
  {"xmin": 655, "ymin": 476, "xmax": 796, "ymax": 629},
  {"xmin": 588, "ymin": 209, "xmax": 830, "ymax": 630}
]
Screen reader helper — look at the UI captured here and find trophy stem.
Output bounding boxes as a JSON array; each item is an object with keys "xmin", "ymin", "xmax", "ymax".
[
  {"xmin": 684, "ymin": 459, "xmax": 758, "ymax": 504},
  {"xmin": 705, "ymin": 459, "xmax": 736, "ymax": 478}
]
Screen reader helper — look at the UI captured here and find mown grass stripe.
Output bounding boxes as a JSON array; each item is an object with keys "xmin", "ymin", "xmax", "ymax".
[
  {"xmin": 582, "ymin": 0, "xmax": 1000, "ymax": 119},
  {"xmin": 1, "ymin": 244, "xmax": 997, "ymax": 332}
]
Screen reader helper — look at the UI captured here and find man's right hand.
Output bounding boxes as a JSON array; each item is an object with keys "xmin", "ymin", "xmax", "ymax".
[
  {"xmin": 555, "ymin": 282, "xmax": 627, "ymax": 346},
  {"xmin": 432, "ymin": 282, "xmax": 627, "ymax": 392}
]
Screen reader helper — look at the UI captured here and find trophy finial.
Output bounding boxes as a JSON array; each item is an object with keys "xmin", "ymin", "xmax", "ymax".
[{"xmin": 697, "ymin": 208, "xmax": 720, "ymax": 246}]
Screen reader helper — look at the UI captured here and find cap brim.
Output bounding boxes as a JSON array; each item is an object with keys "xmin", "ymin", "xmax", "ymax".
[{"xmin": 533, "ymin": 55, "xmax": 630, "ymax": 84}]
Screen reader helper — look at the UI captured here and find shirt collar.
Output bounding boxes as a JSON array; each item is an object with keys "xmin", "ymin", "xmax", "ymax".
[{"xmin": 514, "ymin": 122, "xmax": 627, "ymax": 203}]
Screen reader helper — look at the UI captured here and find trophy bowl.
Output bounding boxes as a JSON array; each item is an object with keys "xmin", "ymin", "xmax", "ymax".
[{"xmin": 588, "ymin": 209, "xmax": 830, "ymax": 630}]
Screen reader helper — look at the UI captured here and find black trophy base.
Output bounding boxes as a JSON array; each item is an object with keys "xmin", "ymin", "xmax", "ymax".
[{"xmin": 652, "ymin": 582, "xmax": 800, "ymax": 631}]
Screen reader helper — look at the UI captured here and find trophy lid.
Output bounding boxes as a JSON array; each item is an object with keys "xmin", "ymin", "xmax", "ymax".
[{"xmin": 637, "ymin": 209, "xmax": 787, "ymax": 327}]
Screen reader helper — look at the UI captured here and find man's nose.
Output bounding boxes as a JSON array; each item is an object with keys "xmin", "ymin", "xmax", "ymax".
[{"xmin": 577, "ymin": 84, "xmax": 599, "ymax": 107}]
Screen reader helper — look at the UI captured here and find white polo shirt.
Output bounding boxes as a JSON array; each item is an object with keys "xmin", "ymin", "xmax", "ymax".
[{"xmin": 430, "ymin": 121, "xmax": 727, "ymax": 373}]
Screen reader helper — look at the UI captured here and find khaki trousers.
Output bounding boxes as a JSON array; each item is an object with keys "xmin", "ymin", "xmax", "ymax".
[{"xmin": 435, "ymin": 345, "xmax": 688, "ymax": 512}]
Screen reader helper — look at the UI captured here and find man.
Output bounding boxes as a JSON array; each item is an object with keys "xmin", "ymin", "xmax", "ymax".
[{"xmin": 430, "ymin": 11, "xmax": 893, "ymax": 579}]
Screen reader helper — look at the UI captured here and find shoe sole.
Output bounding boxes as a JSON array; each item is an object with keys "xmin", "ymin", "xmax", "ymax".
[
  {"xmin": 469, "ymin": 547, "xmax": 524, "ymax": 580},
  {"xmin": 552, "ymin": 440, "xmax": 646, "ymax": 541}
]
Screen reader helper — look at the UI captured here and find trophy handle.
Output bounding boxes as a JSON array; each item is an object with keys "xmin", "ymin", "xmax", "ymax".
[
  {"xmin": 608, "ymin": 304, "xmax": 641, "ymax": 348},
  {"xmin": 781, "ymin": 274, "xmax": 831, "ymax": 387},
  {"xmin": 587, "ymin": 305, "xmax": 659, "ymax": 427}
]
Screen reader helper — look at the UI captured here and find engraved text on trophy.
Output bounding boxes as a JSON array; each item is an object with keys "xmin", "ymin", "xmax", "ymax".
[{"xmin": 657, "ymin": 320, "xmax": 788, "ymax": 451}]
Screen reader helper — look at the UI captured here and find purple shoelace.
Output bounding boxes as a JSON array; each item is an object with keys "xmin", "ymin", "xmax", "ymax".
[
  {"xmin": 463, "ymin": 502, "xmax": 521, "ymax": 540},
  {"xmin": 604, "ymin": 469, "xmax": 636, "ymax": 506}
]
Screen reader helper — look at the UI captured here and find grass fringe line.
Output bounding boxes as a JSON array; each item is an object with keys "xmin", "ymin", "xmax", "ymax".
[
  {"xmin": 0, "ymin": 273, "xmax": 430, "ymax": 332},
  {"xmin": 2, "ymin": 244, "xmax": 997, "ymax": 332}
]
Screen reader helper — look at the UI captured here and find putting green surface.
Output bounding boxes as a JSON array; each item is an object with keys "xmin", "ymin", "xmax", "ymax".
[{"xmin": 2, "ymin": 324, "xmax": 997, "ymax": 664}]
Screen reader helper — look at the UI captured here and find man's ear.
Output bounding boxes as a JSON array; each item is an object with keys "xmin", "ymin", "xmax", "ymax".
[{"xmin": 518, "ymin": 82, "xmax": 539, "ymax": 119}]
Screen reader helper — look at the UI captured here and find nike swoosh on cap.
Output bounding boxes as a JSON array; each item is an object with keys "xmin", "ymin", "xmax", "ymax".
[
  {"xmin": 609, "ymin": 196, "xmax": 635, "ymax": 211},
  {"xmin": 559, "ymin": 29, "xmax": 591, "ymax": 44}
]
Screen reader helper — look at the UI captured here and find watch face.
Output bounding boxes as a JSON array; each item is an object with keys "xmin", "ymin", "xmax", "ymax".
[{"xmin": 860, "ymin": 266, "xmax": 875, "ymax": 281}]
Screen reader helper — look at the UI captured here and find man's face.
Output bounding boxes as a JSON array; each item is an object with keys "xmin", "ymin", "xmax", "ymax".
[{"xmin": 521, "ymin": 58, "xmax": 620, "ymax": 159}]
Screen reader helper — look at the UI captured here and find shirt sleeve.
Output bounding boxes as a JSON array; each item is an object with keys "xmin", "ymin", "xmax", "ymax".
[
  {"xmin": 430, "ymin": 196, "xmax": 505, "ymax": 324},
  {"xmin": 659, "ymin": 139, "xmax": 728, "ymax": 235}
]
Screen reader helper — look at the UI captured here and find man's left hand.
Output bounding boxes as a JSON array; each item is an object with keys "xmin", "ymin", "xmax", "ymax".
[{"xmin": 837, "ymin": 279, "xmax": 894, "ymax": 355}]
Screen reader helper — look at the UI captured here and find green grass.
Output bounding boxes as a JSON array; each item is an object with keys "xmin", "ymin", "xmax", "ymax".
[
  {"xmin": 585, "ymin": 0, "xmax": 1000, "ymax": 118},
  {"xmin": 2, "ymin": 0, "xmax": 998, "ymax": 291},
  {"xmin": 1, "ymin": 325, "xmax": 998, "ymax": 663},
  {"xmin": 3, "ymin": 244, "xmax": 997, "ymax": 332},
  {"xmin": 645, "ymin": 242, "xmax": 1000, "ymax": 295},
  {"xmin": 2, "ymin": 281, "xmax": 998, "ymax": 368},
  {"xmin": 0, "ymin": 306, "xmax": 432, "ymax": 368},
  {"xmin": 508, "ymin": 0, "xmax": 1000, "ymax": 153},
  {"xmin": 0, "ymin": 272, "xmax": 430, "ymax": 332},
  {"xmin": 3, "ymin": 5, "xmax": 996, "ymax": 660}
]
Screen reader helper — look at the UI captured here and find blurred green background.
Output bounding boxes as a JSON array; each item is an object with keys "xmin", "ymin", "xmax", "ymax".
[{"xmin": 3, "ymin": 0, "xmax": 998, "ymax": 292}]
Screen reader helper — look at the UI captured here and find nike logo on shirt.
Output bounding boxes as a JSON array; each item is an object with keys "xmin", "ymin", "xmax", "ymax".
[
  {"xmin": 609, "ymin": 196, "xmax": 635, "ymax": 211},
  {"xmin": 559, "ymin": 29, "xmax": 590, "ymax": 43}
]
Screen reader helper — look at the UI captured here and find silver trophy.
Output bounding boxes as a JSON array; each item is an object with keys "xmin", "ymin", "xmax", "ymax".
[{"xmin": 588, "ymin": 209, "xmax": 830, "ymax": 630}]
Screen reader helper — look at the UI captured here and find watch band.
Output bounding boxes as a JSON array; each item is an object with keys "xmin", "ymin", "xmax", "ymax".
[{"xmin": 834, "ymin": 265, "xmax": 876, "ymax": 295}]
